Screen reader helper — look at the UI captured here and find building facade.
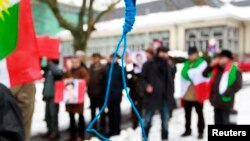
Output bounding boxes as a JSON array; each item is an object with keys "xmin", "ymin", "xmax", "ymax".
[{"xmin": 56, "ymin": 0, "xmax": 250, "ymax": 57}]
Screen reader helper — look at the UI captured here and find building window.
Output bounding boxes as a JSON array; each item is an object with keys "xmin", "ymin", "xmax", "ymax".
[
  {"xmin": 88, "ymin": 31, "xmax": 169, "ymax": 55},
  {"xmin": 185, "ymin": 26, "xmax": 239, "ymax": 53},
  {"xmin": 149, "ymin": 32, "xmax": 170, "ymax": 47},
  {"xmin": 228, "ymin": 27, "xmax": 239, "ymax": 53}
]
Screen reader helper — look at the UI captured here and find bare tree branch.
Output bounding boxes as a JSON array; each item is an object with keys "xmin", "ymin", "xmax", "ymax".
[
  {"xmin": 87, "ymin": 0, "xmax": 95, "ymax": 33},
  {"xmin": 93, "ymin": 0, "xmax": 121, "ymax": 25},
  {"xmin": 43, "ymin": 0, "xmax": 121, "ymax": 51},
  {"xmin": 44, "ymin": 0, "xmax": 75, "ymax": 30},
  {"xmin": 77, "ymin": 0, "xmax": 87, "ymax": 28}
]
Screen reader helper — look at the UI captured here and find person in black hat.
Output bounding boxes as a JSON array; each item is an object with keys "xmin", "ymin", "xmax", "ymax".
[
  {"xmin": 188, "ymin": 46, "xmax": 199, "ymax": 61},
  {"xmin": 181, "ymin": 46, "xmax": 206, "ymax": 139},
  {"xmin": 219, "ymin": 50, "xmax": 233, "ymax": 58},
  {"xmin": 203, "ymin": 50, "xmax": 242, "ymax": 125},
  {"xmin": 218, "ymin": 50, "xmax": 233, "ymax": 64}
]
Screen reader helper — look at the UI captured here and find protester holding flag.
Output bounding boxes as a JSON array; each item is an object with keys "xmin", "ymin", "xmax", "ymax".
[
  {"xmin": 0, "ymin": 1, "xmax": 42, "ymax": 141},
  {"xmin": 141, "ymin": 47, "xmax": 174, "ymax": 141},
  {"xmin": 41, "ymin": 59, "xmax": 64, "ymax": 140},
  {"xmin": 203, "ymin": 50, "xmax": 242, "ymax": 125},
  {"xmin": 64, "ymin": 57, "xmax": 89, "ymax": 141},
  {"xmin": 88, "ymin": 53, "xmax": 107, "ymax": 133},
  {"xmin": 180, "ymin": 46, "xmax": 208, "ymax": 139}
]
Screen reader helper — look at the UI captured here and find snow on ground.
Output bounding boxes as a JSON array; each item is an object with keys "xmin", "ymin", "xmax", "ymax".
[
  {"xmin": 31, "ymin": 82, "xmax": 68, "ymax": 135},
  {"xmin": 90, "ymin": 73, "xmax": 250, "ymax": 141},
  {"xmin": 32, "ymin": 73, "xmax": 250, "ymax": 141},
  {"xmin": 31, "ymin": 82, "xmax": 132, "ymax": 136}
]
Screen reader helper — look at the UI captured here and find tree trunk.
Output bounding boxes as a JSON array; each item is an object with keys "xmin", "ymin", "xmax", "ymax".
[
  {"xmin": 81, "ymin": 38, "xmax": 88, "ymax": 52},
  {"xmin": 72, "ymin": 31, "xmax": 89, "ymax": 52},
  {"xmin": 44, "ymin": 0, "xmax": 120, "ymax": 54},
  {"xmin": 193, "ymin": 0, "xmax": 207, "ymax": 5}
]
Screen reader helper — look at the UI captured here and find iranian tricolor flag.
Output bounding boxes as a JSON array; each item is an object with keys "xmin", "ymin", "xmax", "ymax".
[
  {"xmin": 181, "ymin": 58, "xmax": 209, "ymax": 103},
  {"xmin": 217, "ymin": 62, "xmax": 237, "ymax": 95},
  {"xmin": 0, "ymin": 0, "xmax": 42, "ymax": 87}
]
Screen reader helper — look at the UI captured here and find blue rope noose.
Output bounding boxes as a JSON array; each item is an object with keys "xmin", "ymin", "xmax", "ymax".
[{"xmin": 86, "ymin": 0, "xmax": 147, "ymax": 141}]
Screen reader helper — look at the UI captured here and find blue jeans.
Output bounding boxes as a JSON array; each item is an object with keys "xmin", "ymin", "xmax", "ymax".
[{"xmin": 144, "ymin": 100, "xmax": 170, "ymax": 139}]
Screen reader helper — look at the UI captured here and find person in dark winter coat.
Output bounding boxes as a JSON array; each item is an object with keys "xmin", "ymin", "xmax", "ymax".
[
  {"xmin": 203, "ymin": 50, "xmax": 242, "ymax": 125},
  {"xmin": 166, "ymin": 54, "xmax": 177, "ymax": 118},
  {"xmin": 106, "ymin": 54, "xmax": 124, "ymax": 136},
  {"xmin": 141, "ymin": 47, "xmax": 175, "ymax": 141},
  {"xmin": 125, "ymin": 54, "xmax": 137, "ymax": 128},
  {"xmin": 0, "ymin": 83, "xmax": 24, "ymax": 141},
  {"xmin": 168, "ymin": 56, "xmax": 177, "ymax": 80},
  {"xmin": 88, "ymin": 53, "xmax": 107, "ymax": 132},
  {"xmin": 41, "ymin": 59, "xmax": 64, "ymax": 139}
]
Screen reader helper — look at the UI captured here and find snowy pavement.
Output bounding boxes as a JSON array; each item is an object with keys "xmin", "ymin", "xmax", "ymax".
[
  {"xmin": 31, "ymin": 82, "xmax": 132, "ymax": 136},
  {"xmin": 31, "ymin": 73, "xmax": 250, "ymax": 141}
]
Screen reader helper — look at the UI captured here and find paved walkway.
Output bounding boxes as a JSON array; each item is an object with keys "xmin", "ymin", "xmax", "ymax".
[
  {"xmin": 31, "ymin": 73, "xmax": 250, "ymax": 141},
  {"xmin": 31, "ymin": 114, "xmax": 131, "ymax": 141}
]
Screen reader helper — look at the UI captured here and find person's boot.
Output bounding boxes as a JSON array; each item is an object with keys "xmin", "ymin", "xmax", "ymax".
[
  {"xmin": 76, "ymin": 137, "xmax": 84, "ymax": 141},
  {"xmin": 132, "ymin": 124, "xmax": 138, "ymax": 130},
  {"xmin": 48, "ymin": 133, "xmax": 60, "ymax": 140},
  {"xmin": 181, "ymin": 130, "xmax": 191, "ymax": 137},
  {"xmin": 198, "ymin": 133, "xmax": 204, "ymax": 139},
  {"xmin": 40, "ymin": 132, "xmax": 51, "ymax": 139}
]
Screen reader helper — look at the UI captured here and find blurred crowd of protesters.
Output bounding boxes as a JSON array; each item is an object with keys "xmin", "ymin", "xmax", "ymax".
[{"xmin": 0, "ymin": 38, "xmax": 243, "ymax": 141}]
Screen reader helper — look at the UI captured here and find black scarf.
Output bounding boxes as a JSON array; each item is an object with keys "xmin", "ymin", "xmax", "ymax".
[{"xmin": 154, "ymin": 56, "xmax": 167, "ymax": 73}]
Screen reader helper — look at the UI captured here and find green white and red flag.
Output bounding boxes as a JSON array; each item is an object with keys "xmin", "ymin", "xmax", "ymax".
[
  {"xmin": 181, "ymin": 57, "xmax": 209, "ymax": 103},
  {"xmin": 0, "ymin": 0, "xmax": 42, "ymax": 87}
]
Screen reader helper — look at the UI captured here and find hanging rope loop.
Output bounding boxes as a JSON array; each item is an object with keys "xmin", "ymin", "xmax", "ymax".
[
  {"xmin": 87, "ymin": 0, "xmax": 147, "ymax": 141},
  {"xmin": 123, "ymin": 0, "xmax": 136, "ymax": 34}
]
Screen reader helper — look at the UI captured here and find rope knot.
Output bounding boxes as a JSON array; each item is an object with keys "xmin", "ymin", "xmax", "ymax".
[{"xmin": 123, "ymin": 0, "xmax": 136, "ymax": 34}]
